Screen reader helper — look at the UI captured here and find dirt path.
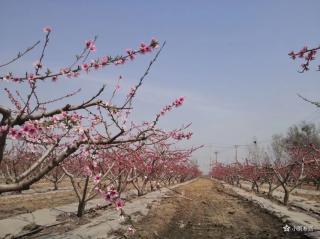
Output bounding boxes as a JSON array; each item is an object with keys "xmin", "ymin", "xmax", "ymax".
[{"xmin": 131, "ymin": 178, "xmax": 307, "ymax": 239}]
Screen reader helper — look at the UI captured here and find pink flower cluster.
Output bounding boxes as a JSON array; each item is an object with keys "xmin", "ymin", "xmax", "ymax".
[
  {"xmin": 115, "ymin": 198, "xmax": 125, "ymax": 210},
  {"xmin": 1, "ymin": 36, "xmax": 159, "ymax": 83},
  {"xmin": 103, "ymin": 186, "xmax": 125, "ymax": 210},
  {"xmin": 170, "ymin": 131, "xmax": 193, "ymax": 140},
  {"xmin": 104, "ymin": 185, "xmax": 119, "ymax": 202},
  {"xmin": 139, "ymin": 43, "xmax": 151, "ymax": 54},
  {"xmin": 52, "ymin": 112, "xmax": 68, "ymax": 122},
  {"xmin": 81, "ymin": 38, "xmax": 159, "ymax": 72},
  {"xmin": 289, "ymin": 46, "xmax": 320, "ymax": 72},
  {"xmin": 81, "ymin": 57, "xmax": 109, "ymax": 72},
  {"xmin": 8, "ymin": 122, "xmax": 40, "ymax": 140},
  {"xmin": 126, "ymin": 49, "xmax": 136, "ymax": 60},
  {"xmin": 139, "ymin": 38, "xmax": 159, "ymax": 54},
  {"xmin": 51, "ymin": 112, "xmax": 81, "ymax": 124},
  {"xmin": 85, "ymin": 39, "xmax": 96, "ymax": 52},
  {"xmin": 173, "ymin": 96, "xmax": 185, "ymax": 107},
  {"xmin": 59, "ymin": 68, "xmax": 80, "ymax": 79},
  {"xmin": 127, "ymin": 86, "xmax": 136, "ymax": 98},
  {"xmin": 22, "ymin": 122, "xmax": 38, "ymax": 136},
  {"xmin": 159, "ymin": 96, "xmax": 185, "ymax": 116}
]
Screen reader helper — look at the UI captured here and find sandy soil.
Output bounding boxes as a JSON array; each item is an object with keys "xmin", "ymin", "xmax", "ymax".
[
  {"xmin": 131, "ymin": 178, "xmax": 307, "ymax": 239},
  {"xmin": 0, "ymin": 179, "xmax": 77, "ymax": 219},
  {"xmin": 0, "ymin": 189, "xmax": 77, "ymax": 219}
]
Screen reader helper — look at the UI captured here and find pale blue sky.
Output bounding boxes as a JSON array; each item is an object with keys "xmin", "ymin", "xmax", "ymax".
[{"xmin": 1, "ymin": 1, "xmax": 320, "ymax": 173}]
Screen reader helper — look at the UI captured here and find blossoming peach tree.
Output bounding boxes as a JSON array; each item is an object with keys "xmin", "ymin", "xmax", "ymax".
[
  {"xmin": 0, "ymin": 26, "xmax": 161, "ymax": 193},
  {"xmin": 0, "ymin": 27, "xmax": 201, "ymax": 234}
]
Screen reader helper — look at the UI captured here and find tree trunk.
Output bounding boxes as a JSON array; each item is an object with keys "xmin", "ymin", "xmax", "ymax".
[
  {"xmin": 117, "ymin": 174, "xmax": 122, "ymax": 194},
  {"xmin": 267, "ymin": 182, "xmax": 273, "ymax": 197},
  {"xmin": 53, "ymin": 181, "xmax": 58, "ymax": 190},
  {"xmin": 283, "ymin": 189, "xmax": 290, "ymax": 205},
  {"xmin": 255, "ymin": 182, "xmax": 260, "ymax": 193},
  {"xmin": 236, "ymin": 178, "xmax": 241, "ymax": 188},
  {"xmin": 77, "ymin": 176, "xmax": 89, "ymax": 217},
  {"xmin": 77, "ymin": 200, "xmax": 86, "ymax": 217}
]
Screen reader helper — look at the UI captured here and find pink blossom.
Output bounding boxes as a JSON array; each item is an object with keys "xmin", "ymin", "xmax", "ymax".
[
  {"xmin": 33, "ymin": 60, "xmax": 42, "ymax": 69},
  {"xmin": 62, "ymin": 111, "xmax": 68, "ymax": 118},
  {"xmin": 104, "ymin": 186, "xmax": 119, "ymax": 202},
  {"xmin": 173, "ymin": 96, "xmax": 185, "ymax": 107},
  {"xmin": 114, "ymin": 58, "xmax": 125, "ymax": 65},
  {"xmin": 298, "ymin": 46, "xmax": 308, "ymax": 58},
  {"xmin": 85, "ymin": 40, "xmax": 96, "ymax": 52},
  {"xmin": 52, "ymin": 114, "xmax": 63, "ymax": 123},
  {"xmin": 51, "ymin": 76, "xmax": 58, "ymax": 82},
  {"xmin": 70, "ymin": 112, "xmax": 80, "ymax": 123},
  {"xmin": 140, "ymin": 43, "xmax": 151, "ymax": 54},
  {"xmin": 127, "ymin": 87, "xmax": 136, "ymax": 97},
  {"xmin": 9, "ymin": 128, "xmax": 22, "ymax": 140},
  {"xmin": 127, "ymin": 226, "xmax": 136, "ymax": 235},
  {"xmin": 115, "ymin": 198, "xmax": 125, "ymax": 210},
  {"xmin": 81, "ymin": 63, "xmax": 90, "ymax": 72},
  {"xmin": 43, "ymin": 26, "xmax": 52, "ymax": 33},
  {"xmin": 100, "ymin": 56, "xmax": 109, "ymax": 66},
  {"xmin": 93, "ymin": 173, "xmax": 102, "ymax": 184},
  {"xmin": 28, "ymin": 127, "xmax": 37, "ymax": 136},
  {"xmin": 93, "ymin": 62, "xmax": 100, "ymax": 70},
  {"xmin": 126, "ymin": 49, "xmax": 136, "ymax": 60},
  {"xmin": 27, "ymin": 73, "xmax": 35, "ymax": 81},
  {"xmin": 60, "ymin": 68, "xmax": 71, "ymax": 75}
]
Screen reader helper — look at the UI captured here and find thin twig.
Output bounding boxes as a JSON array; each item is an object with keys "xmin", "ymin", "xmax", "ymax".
[{"xmin": 0, "ymin": 41, "xmax": 41, "ymax": 68}]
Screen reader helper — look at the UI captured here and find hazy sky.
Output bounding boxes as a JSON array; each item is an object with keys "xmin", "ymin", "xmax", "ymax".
[{"xmin": 1, "ymin": 1, "xmax": 320, "ymax": 173}]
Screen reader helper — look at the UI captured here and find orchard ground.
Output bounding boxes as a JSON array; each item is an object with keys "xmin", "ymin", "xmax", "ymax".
[
  {"xmin": 128, "ymin": 178, "xmax": 311, "ymax": 239},
  {"xmin": 1, "ymin": 177, "xmax": 319, "ymax": 238}
]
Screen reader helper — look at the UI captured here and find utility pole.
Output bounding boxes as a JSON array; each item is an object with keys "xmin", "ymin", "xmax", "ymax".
[
  {"xmin": 209, "ymin": 145, "xmax": 213, "ymax": 169},
  {"xmin": 253, "ymin": 137, "xmax": 260, "ymax": 166},
  {"xmin": 214, "ymin": 151, "xmax": 218, "ymax": 163},
  {"xmin": 234, "ymin": 145, "xmax": 239, "ymax": 163}
]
